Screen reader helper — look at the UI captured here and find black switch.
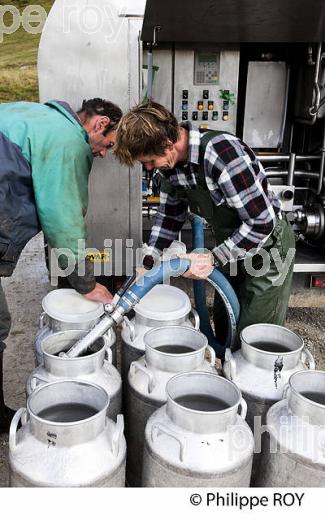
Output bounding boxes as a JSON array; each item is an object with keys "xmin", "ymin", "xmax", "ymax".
[
  {"xmin": 182, "ymin": 89, "xmax": 188, "ymax": 99},
  {"xmin": 182, "ymin": 100, "xmax": 188, "ymax": 111},
  {"xmin": 192, "ymin": 111, "xmax": 198, "ymax": 121},
  {"xmin": 222, "ymin": 111, "xmax": 229, "ymax": 121},
  {"xmin": 182, "ymin": 111, "xmax": 188, "ymax": 121},
  {"xmin": 203, "ymin": 90, "xmax": 209, "ymax": 99},
  {"xmin": 212, "ymin": 111, "xmax": 219, "ymax": 121},
  {"xmin": 202, "ymin": 111, "xmax": 209, "ymax": 121},
  {"xmin": 223, "ymin": 100, "xmax": 229, "ymax": 110}
]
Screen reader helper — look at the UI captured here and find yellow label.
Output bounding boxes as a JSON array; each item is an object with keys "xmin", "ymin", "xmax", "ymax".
[{"xmin": 87, "ymin": 252, "xmax": 111, "ymax": 263}]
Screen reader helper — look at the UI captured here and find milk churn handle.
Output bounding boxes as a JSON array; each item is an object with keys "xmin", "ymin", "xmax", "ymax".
[
  {"xmin": 282, "ymin": 382, "xmax": 290, "ymax": 400},
  {"xmin": 110, "ymin": 414, "xmax": 124, "ymax": 458},
  {"xmin": 39, "ymin": 311, "xmax": 47, "ymax": 329},
  {"xmin": 206, "ymin": 345, "xmax": 216, "ymax": 367},
  {"xmin": 151, "ymin": 423, "xmax": 186, "ymax": 463},
  {"xmin": 223, "ymin": 348, "xmax": 236, "ymax": 380},
  {"xmin": 9, "ymin": 408, "xmax": 28, "ymax": 451},
  {"xmin": 122, "ymin": 316, "xmax": 136, "ymax": 342},
  {"xmin": 239, "ymin": 397, "xmax": 247, "ymax": 420},
  {"xmin": 30, "ymin": 373, "xmax": 51, "ymax": 391},
  {"xmin": 190, "ymin": 308, "xmax": 200, "ymax": 330},
  {"xmin": 102, "ymin": 334, "xmax": 113, "ymax": 365},
  {"xmin": 129, "ymin": 361, "xmax": 156, "ymax": 393},
  {"xmin": 103, "ymin": 328, "xmax": 116, "ymax": 349},
  {"xmin": 301, "ymin": 348, "xmax": 316, "ymax": 370}
]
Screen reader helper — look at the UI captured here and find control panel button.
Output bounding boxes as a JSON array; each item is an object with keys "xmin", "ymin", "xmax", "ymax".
[
  {"xmin": 182, "ymin": 100, "xmax": 188, "ymax": 110},
  {"xmin": 197, "ymin": 100, "xmax": 204, "ymax": 111},
  {"xmin": 223, "ymin": 100, "xmax": 229, "ymax": 110},
  {"xmin": 203, "ymin": 111, "xmax": 209, "ymax": 121},
  {"xmin": 203, "ymin": 90, "xmax": 209, "ymax": 99},
  {"xmin": 222, "ymin": 111, "xmax": 229, "ymax": 121},
  {"xmin": 192, "ymin": 111, "xmax": 198, "ymax": 121},
  {"xmin": 208, "ymin": 100, "xmax": 214, "ymax": 110},
  {"xmin": 182, "ymin": 111, "xmax": 188, "ymax": 121},
  {"xmin": 212, "ymin": 111, "xmax": 219, "ymax": 121},
  {"xmin": 182, "ymin": 90, "xmax": 188, "ymax": 99}
]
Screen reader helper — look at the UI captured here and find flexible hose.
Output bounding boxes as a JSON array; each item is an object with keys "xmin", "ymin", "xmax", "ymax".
[{"xmin": 190, "ymin": 213, "xmax": 240, "ymax": 358}]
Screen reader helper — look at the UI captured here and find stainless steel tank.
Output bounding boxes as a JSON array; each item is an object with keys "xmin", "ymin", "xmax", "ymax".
[
  {"xmin": 9, "ymin": 380, "xmax": 126, "ymax": 487},
  {"xmin": 257, "ymin": 370, "xmax": 325, "ymax": 487},
  {"xmin": 222, "ymin": 324, "xmax": 315, "ymax": 483},
  {"xmin": 121, "ymin": 284, "xmax": 199, "ymax": 383},
  {"xmin": 27, "ymin": 330, "xmax": 121, "ymax": 421},
  {"xmin": 125, "ymin": 325, "xmax": 217, "ymax": 487},
  {"xmin": 142, "ymin": 372, "xmax": 254, "ymax": 487},
  {"xmin": 35, "ymin": 289, "xmax": 116, "ymax": 366}
]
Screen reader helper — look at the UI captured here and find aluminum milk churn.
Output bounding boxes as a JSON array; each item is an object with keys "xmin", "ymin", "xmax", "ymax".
[
  {"xmin": 257, "ymin": 370, "xmax": 325, "ymax": 487},
  {"xmin": 9, "ymin": 380, "xmax": 126, "ymax": 487},
  {"xmin": 121, "ymin": 284, "xmax": 199, "ymax": 382},
  {"xmin": 27, "ymin": 330, "xmax": 121, "ymax": 421},
  {"xmin": 142, "ymin": 372, "xmax": 254, "ymax": 487},
  {"xmin": 35, "ymin": 289, "xmax": 116, "ymax": 366},
  {"xmin": 223, "ymin": 324, "xmax": 315, "ymax": 429},
  {"xmin": 125, "ymin": 325, "xmax": 217, "ymax": 487}
]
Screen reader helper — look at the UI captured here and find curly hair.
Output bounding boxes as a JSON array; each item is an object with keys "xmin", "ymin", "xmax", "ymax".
[{"xmin": 114, "ymin": 101, "xmax": 179, "ymax": 166}]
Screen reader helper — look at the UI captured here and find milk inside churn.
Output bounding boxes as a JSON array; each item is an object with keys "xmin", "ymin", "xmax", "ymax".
[
  {"xmin": 9, "ymin": 380, "xmax": 126, "ymax": 487},
  {"xmin": 27, "ymin": 329, "xmax": 121, "ymax": 421},
  {"xmin": 125, "ymin": 325, "xmax": 217, "ymax": 487},
  {"xmin": 257, "ymin": 370, "xmax": 325, "ymax": 487},
  {"xmin": 121, "ymin": 284, "xmax": 200, "ymax": 383},
  {"xmin": 142, "ymin": 371, "xmax": 254, "ymax": 487},
  {"xmin": 222, "ymin": 323, "xmax": 315, "ymax": 483},
  {"xmin": 35, "ymin": 289, "xmax": 116, "ymax": 366}
]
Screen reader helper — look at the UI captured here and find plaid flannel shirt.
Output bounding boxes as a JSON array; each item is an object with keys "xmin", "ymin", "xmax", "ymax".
[{"xmin": 147, "ymin": 122, "xmax": 281, "ymax": 265}]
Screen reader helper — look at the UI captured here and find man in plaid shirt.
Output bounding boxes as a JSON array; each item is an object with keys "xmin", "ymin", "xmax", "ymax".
[{"xmin": 115, "ymin": 102, "xmax": 295, "ymax": 347}]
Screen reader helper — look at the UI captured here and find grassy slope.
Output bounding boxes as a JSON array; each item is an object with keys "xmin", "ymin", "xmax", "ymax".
[{"xmin": 0, "ymin": 0, "xmax": 54, "ymax": 101}]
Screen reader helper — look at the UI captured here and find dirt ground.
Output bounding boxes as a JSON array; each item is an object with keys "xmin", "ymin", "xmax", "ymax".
[{"xmin": 0, "ymin": 234, "xmax": 324, "ymax": 487}]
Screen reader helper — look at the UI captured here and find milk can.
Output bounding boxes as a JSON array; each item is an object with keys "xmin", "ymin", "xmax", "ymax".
[
  {"xmin": 9, "ymin": 380, "xmax": 126, "ymax": 487},
  {"xmin": 35, "ymin": 289, "xmax": 116, "ymax": 366},
  {"xmin": 121, "ymin": 284, "xmax": 199, "ymax": 383},
  {"xmin": 125, "ymin": 325, "xmax": 217, "ymax": 487},
  {"xmin": 222, "ymin": 324, "xmax": 315, "ymax": 483},
  {"xmin": 142, "ymin": 372, "xmax": 254, "ymax": 487},
  {"xmin": 257, "ymin": 370, "xmax": 325, "ymax": 487},
  {"xmin": 27, "ymin": 330, "xmax": 121, "ymax": 421},
  {"xmin": 223, "ymin": 324, "xmax": 315, "ymax": 429}
]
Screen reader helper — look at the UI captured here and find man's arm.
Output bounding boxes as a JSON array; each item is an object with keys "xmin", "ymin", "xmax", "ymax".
[
  {"xmin": 205, "ymin": 138, "xmax": 278, "ymax": 265},
  {"xmin": 143, "ymin": 181, "xmax": 188, "ymax": 269},
  {"xmin": 31, "ymin": 141, "xmax": 105, "ymax": 296}
]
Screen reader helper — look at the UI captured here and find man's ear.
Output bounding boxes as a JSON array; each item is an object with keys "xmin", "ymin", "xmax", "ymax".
[
  {"xmin": 95, "ymin": 116, "xmax": 110, "ymax": 132},
  {"xmin": 165, "ymin": 139, "xmax": 174, "ymax": 150}
]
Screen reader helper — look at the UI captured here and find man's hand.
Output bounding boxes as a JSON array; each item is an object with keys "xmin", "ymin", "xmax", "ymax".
[
  {"xmin": 177, "ymin": 252, "xmax": 214, "ymax": 280},
  {"xmin": 83, "ymin": 282, "xmax": 113, "ymax": 304}
]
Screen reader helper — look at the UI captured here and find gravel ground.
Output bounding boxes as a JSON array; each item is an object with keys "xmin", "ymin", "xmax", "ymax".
[{"xmin": 0, "ymin": 235, "xmax": 324, "ymax": 487}]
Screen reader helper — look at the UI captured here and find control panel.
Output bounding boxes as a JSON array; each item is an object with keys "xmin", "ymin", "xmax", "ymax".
[{"xmin": 174, "ymin": 48, "xmax": 240, "ymax": 134}]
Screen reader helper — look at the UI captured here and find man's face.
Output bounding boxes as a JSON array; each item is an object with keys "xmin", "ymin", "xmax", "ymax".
[
  {"xmin": 86, "ymin": 116, "xmax": 117, "ymax": 158},
  {"xmin": 137, "ymin": 143, "xmax": 178, "ymax": 171}
]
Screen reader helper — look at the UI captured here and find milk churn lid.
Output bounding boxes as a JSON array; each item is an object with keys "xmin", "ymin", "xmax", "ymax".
[
  {"xmin": 134, "ymin": 285, "xmax": 191, "ymax": 320},
  {"xmin": 42, "ymin": 289, "xmax": 104, "ymax": 323}
]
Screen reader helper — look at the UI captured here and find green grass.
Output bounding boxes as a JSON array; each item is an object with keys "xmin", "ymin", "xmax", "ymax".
[{"xmin": 0, "ymin": 0, "xmax": 54, "ymax": 101}]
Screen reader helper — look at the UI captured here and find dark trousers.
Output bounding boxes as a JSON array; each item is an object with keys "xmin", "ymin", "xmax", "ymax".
[{"xmin": 213, "ymin": 216, "xmax": 295, "ymax": 349}]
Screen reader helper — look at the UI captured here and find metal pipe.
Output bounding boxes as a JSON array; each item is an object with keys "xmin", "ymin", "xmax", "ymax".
[
  {"xmin": 296, "ymin": 43, "xmax": 322, "ymax": 125},
  {"xmin": 317, "ymin": 120, "xmax": 325, "ymax": 195},
  {"xmin": 287, "ymin": 153, "xmax": 296, "ymax": 185},
  {"xmin": 257, "ymin": 154, "xmax": 320, "ymax": 162},
  {"xmin": 265, "ymin": 170, "xmax": 320, "ymax": 180},
  {"xmin": 147, "ymin": 44, "xmax": 154, "ymax": 100}
]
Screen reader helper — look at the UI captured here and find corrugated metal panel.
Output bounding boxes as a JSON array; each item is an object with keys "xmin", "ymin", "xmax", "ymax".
[{"xmin": 141, "ymin": 0, "xmax": 325, "ymax": 42}]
